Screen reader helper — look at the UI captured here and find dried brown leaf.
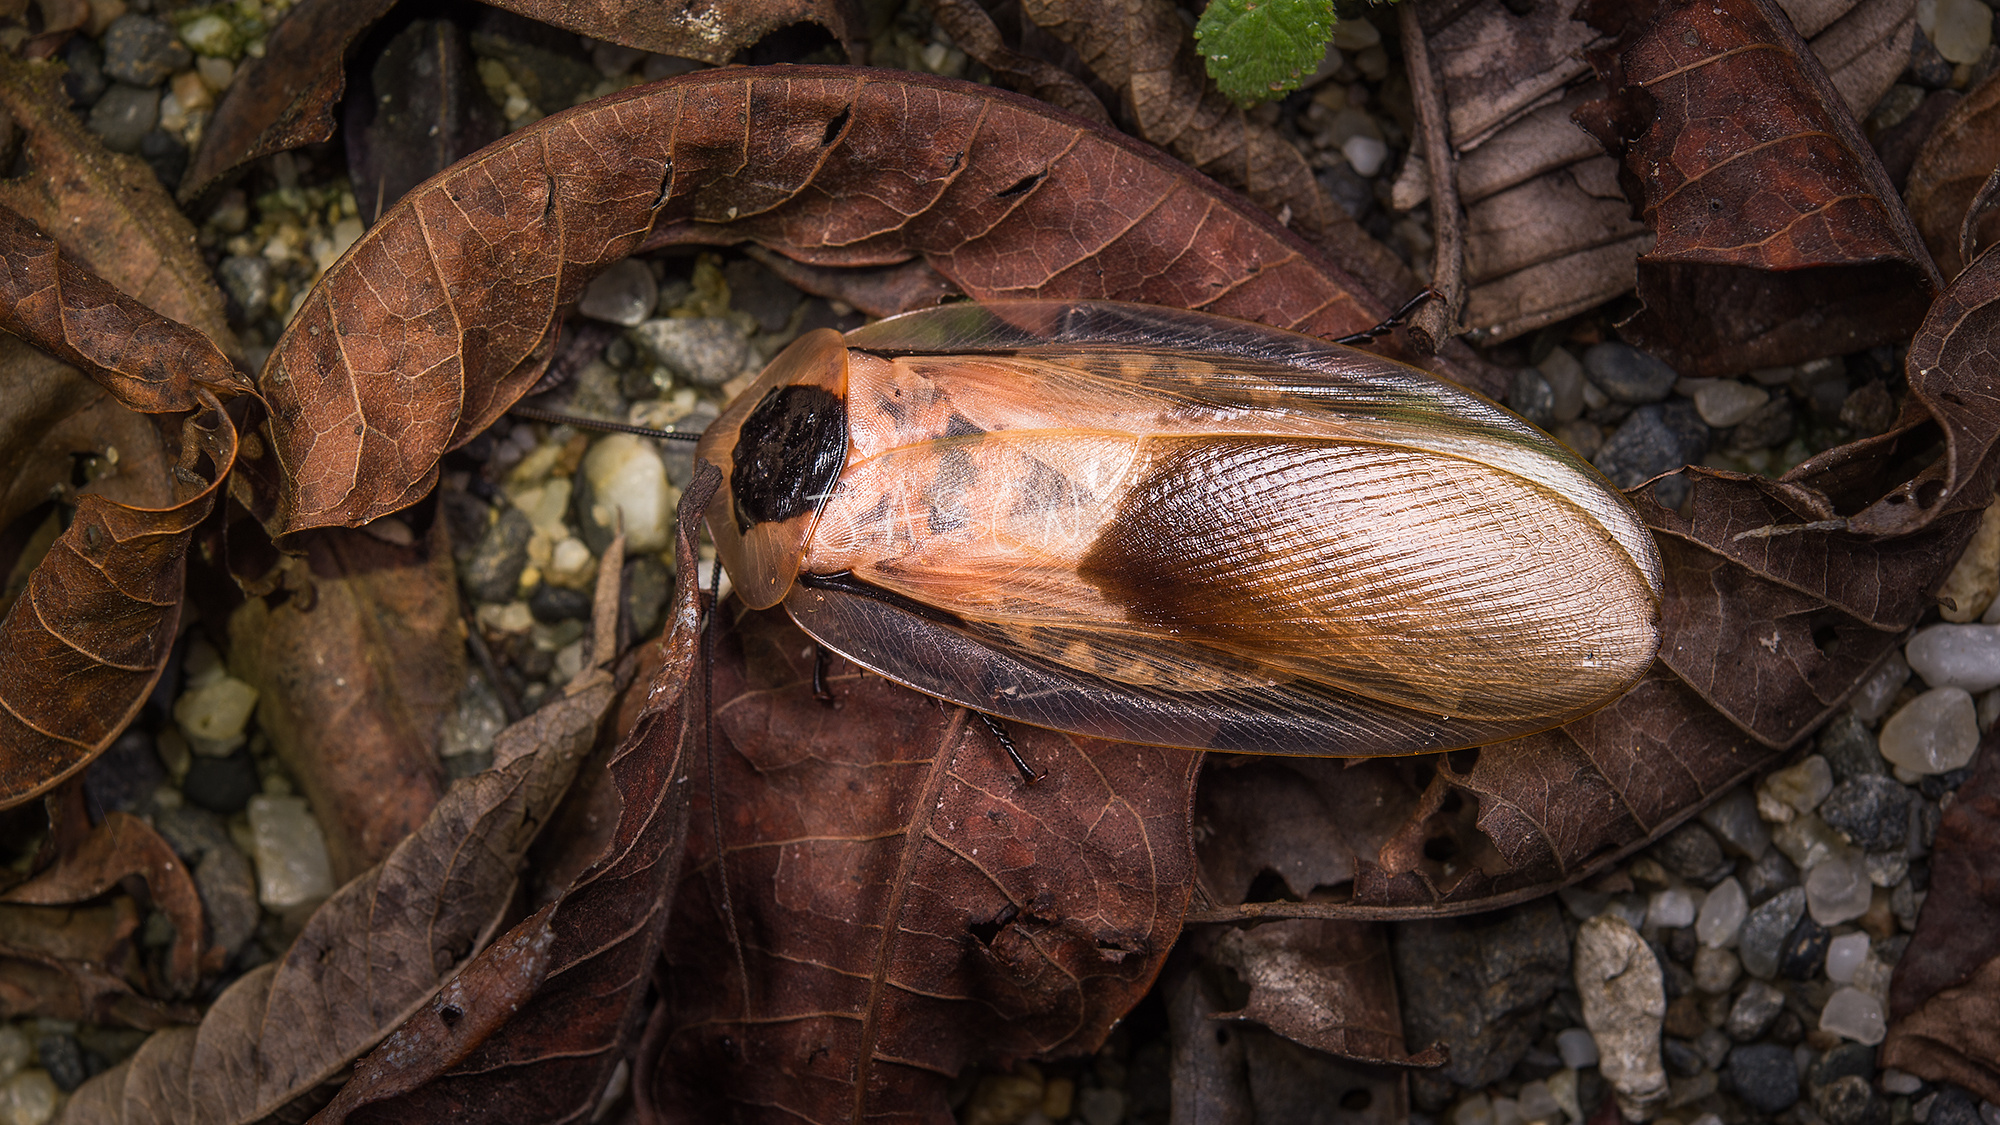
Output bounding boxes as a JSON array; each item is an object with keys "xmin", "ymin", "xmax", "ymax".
[
  {"xmin": 1575, "ymin": 0, "xmax": 1939, "ymax": 375},
  {"xmin": 227, "ymin": 518, "xmax": 460, "ymax": 882},
  {"xmin": 1211, "ymin": 920, "xmax": 1442, "ymax": 1067},
  {"xmin": 643, "ymin": 603, "xmax": 1199, "ymax": 1123},
  {"xmin": 1883, "ymin": 732, "xmax": 2000, "ymax": 1102},
  {"xmin": 62, "ymin": 660, "xmax": 615, "ymax": 1124},
  {"xmin": 488, "ymin": 0, "xmax": 864, "ymax": 66},
  {"xmin": 1907, "ymin": 68, "xmax": 2000, "ymax": 279}
]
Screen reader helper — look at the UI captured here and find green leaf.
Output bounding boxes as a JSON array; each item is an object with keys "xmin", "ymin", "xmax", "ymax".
[{"xmin": 1194, "ymin": 0, "xmax": 1339, "ymax": 107}]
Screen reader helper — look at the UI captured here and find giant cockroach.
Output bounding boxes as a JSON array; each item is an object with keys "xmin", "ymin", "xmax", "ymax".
[{"xmin": 678, "ymin": 300, "xmax": 1662, "ymax": 758}]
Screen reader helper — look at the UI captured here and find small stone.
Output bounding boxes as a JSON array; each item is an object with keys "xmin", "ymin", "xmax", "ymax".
[
  {"xmin": 181, "ymin": 745, "xmax": 258, "ymax": 814},
  {"xmin": 1691, "ymin": 380, "xmax": 1769, "ymax": 428},
  {"xmin": 1907, "ymin": 623, "xmax": 2000, "ymax": 693},
  {"xmin": 1507, "ymin": 368, "xmax": 1556, "ymax": 428},
  {"xmin": 529, "ymin": 582, "xmax": 593, "ymax": 624},
  {"xmin": 1818, "ymin": 1074, "xmax": 1889, "ymax": 1125},
  {"xmin": 1696, "ymin": 877, "xmax": 1747, "ymax": 948},
  {"xmin": 1865, "ymin": 851, "xmax": 1908, "ymax": 888},
  {"xmin": 1774, "ymin": 814, "xmax": 1851, "ymax": 874},
  {"xmin": 1556, "ymin": 1027, "xmax": 1599, "ymax": 1070},
  {"xmin": 1741, "ymin": 847, "xmax": 1800, "ymax": 905},
  {"xmin": 1937, "ymin": 500, "xmax": 2000, "ymax": 623},
  {"xmin": 1076, "ymin": 1086, "xmax": 1124, "ymax": 1125},
  {"xmin": 463, "ymin": 505, "xmax": 535, "ymax": 604},
  {"xmin": 1594, "ymin": 402, "xmax": 1709, "ymax": 489},
  {"xmin": 101, "ymin": 14, "xmax": 190, "ymax": 86},
  {"xmin": 194, "ymin": 843, "xmax": 260, "ymax": 957},
  {"xmin": 1648, "ymin": 886, "xmax": 1700, "ymax": 929},
  {"xmin": 1518, "ymin": 1079, "xmax": 1560, "ymax": 1122},
  {"xmin": 34, "ymin": 1036, "xmax": 84, "ymax": 1093},
  {"xmin": 62, "ymin": 35, "xmax": 107, "ymax": 107},
  {"xmin": 1882, "ymin": 1069, "xmax": 1925, "ymax": 1096},
  {"xmin": 1729, "ymin": 396, "xmax": 1796, "ymax": 451},
  {"xmin": 1853, "ymin": 652, "xmax": 1913, "ymax": 723},
  {"xmin": 723, "ymin": 258, "xmax": 804, "ymax": 333},
  {"xmin": 1554, "ymin": 419, "xmax": 1603, "ymax": 459},
  {"xmin": 1909, "ymin": 25, "xmax": 1957, "ymax": 87},
  {"xmin": 178, "ymin": 13, "xmax": 242, "ymax": 57},
  {"xmin": 624, "ymin": 553, "xmax": 671, "ymax": 638},
  {"xmin": 1764, "ymin": 755, "xmax": 1835, "ymax": 818},
  {"xmin": 1694, "ymin": 946, "xmax": 1741, "ymax": 993},
  {"xmin": 1574, "ymin": 915, "xmax": 1667, "ymax": 1121},
  {"xmin": 1539, "ymin": 348, "xmax": 1587, "ymax": 422},
  {"xmin": 1453, "ymin": 1094, "xmax": 1494, "ymax": 1125},
  {"xmin": 175, "ymin": 674, "xmax": 259, "ymax": 756},
  {"xmin": 1820, "ymin": 776, "xmax": 1911, "ymax": 853},
  {"xmin": 1824, "ymin": 932, "xmax": 1873, "ymax": 983},
  {"xmin": 217, "ymin": 255, "xmax": 272, "ymax": 317},
  {"xmin": 1780, "ymin": 910, "xmax": 1834, "ymax": 977},
  {"xmin": 1585, "ymin": 342, "xmax": 1680, "ymax": 404},
  {"xmin": 546, "ymin": 536, "xmax": 596, "ymax": 589},
  {"xmin": 138, "ymin": 126, "xmax": 187, "ymax": 190},
  {"xmin": 439, "ymin": 667, "xmax": 508, "ymax": 761},
  {"xmin": 964, "ymin": 1068, "xmax": 1044, "ymax": 1125},
  {"xmin": 84, "ymin": 730, "xmax": 165, "ymax": 816},
  {"xmin": 1819, "ymin": 987, "xmax": 1887, "ymax": 1045},
  {"xmin": 1395, "ymin": 900, "xmax": 1572, "ymax": 1087},
  {"xmin": 1740, "ymin": 886, "xmax": 1806, "ymax": 979},
  {"xmin": 87, "ymin": 82, "xmax": 160, "ymax": 153},
  {"xmin": 1806, "ymin": 855, "xmax": 1876, "ymax": 926},
  {"xmin": 0, "ymin": 1069, "xmax": 58, "ymax": 1125},
  {"xmin": 629, "ymin": 317, "xmax": 750, "ymax": 388},
  {"xmin": 0, "ymin": 1027, "xmax": 27, "ymax": 1083},
  {"xmin": 247, "ymin": 794, "xmax": 335, "ymax": 909},
  {"xmin": 1700, "ymin": 786, "xmax": 1771, "ymax": 860},
  {"xmin": 576, "ymin": 434, "xmax": 672, "ymax": 553},
  {"xmin": 1342, "ymin": 134, "xmax": 1388, "ymax": 177},
  {"xmin": 1879, "ymin": 688, "xmax": 1981, "ymax": 776},
  {"xmin": 1656, "ymin": 821, "xmax": 1726, "ymax": 880},
  {"xmin": 1841, "ymin": 382, "xmax": 1896, "ymax": 438},
  {"xmin": 1818, "ymin": 712, "xmax": 1889, "ymax": 783},
  {"xmin": 1931, "ymin": 0, "xmax": 1993, "ymax": 64},
  {"xmin": 578, "ymin": 259, "xmax": 659, "ymax": 327},
  {"xmin": 1807, "ymin": 1041, "xmax": 1878, "ymax": 1098},
  {"xmin": 1692, "ymin": 1026, "xmax": 1731, "ymax": 1070},
  {"xmin": 1663, "ymin": 1037, "xmax": 1704, "ymax": 1077},
  {"xmin": 1932, "ymin": 1086, "xmax": 1985, "ymax": 1125},
  {"xmin": 1727, "ymin": 1043, "xmax": 1800, "ymax": 1114}
]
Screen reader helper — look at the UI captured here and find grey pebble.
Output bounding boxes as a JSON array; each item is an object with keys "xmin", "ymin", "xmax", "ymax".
[
  {"xmin": 83, "ymin": 730, "xmax": 164, "ymax": 815},
  {"xmin": 1593, "ymin": 401, "xmax": 1709, "ymax": 490},
  {"xmin": 139, "ymin": 127, "xmax": 187, "ymax": 190},
  {"xmin": 1694, "ymin": 1027, "xmax": 1731, "ymax": 1070},
  {"xmin": 1726, "ymin": 979, "xmax": 1787, "ymax": 1041},
  {"xmin": 1929, "ymin": 1085, "xmax": 1986, "ymax": 1125},
  {"xmin": 630, "ymin": 317, "xmax": 749, "ymax": 388},
  {"xmin": 218, "ymin": 256, "xmax": 272, "ymax": 319},
  {"xmin": 182, "ymin": 745, "xmax": 258, "ymax": 815},
  {"xmin": 1818, "ymin": 711, "xmax": 1888, "ymax": 782},
  {"xmin": 1662, "ymin": 1037, "xmax": 1704, "ymax": 1078},
  {"xmin": 87, "ymin": 83, "xmax": 160, "ymax": 154},
  {"xmin": 1392, "ymin": 899, "xmax": 1570, "ymax": 1088},
  {"xmin": 102, "ymin": 14, "xmax": 191, "ymax": 86},
  {"xmin": 1729, "ymin": 395, "xmax": 1796, "ymax": 452},
  {"xmin": 1507, "ymin": 368, "xmax": 1556, "ymax": 428},
  {"xmin": 724, "ymin": 258, "xmax": 803, "ymax": 334},
  {"xmin": 196, "ymin": 843, "xmax": 261, "ymax": 959},
  {"xmin": 1319, "ymin": 161, "xmax": 1374, "ymax": 219},
  {"xmin": 62, "ymin": 35, "xmax": 107, "ymax": 106},
  {"xmin": 624, "ymin": 554, "xmax": 671, "ymax": 639},
  {"xmin": 1778, "ymin": 912, "xmax": 1831, "ymax": 980},
  {"xmin": 1739, "ymin": 886, "xmax": 1805, "ymax": 979},
  {"xmin": 1739, "ymin": 848, "xmax": 1800, "ymax": 906},
  {"xmin": 529, "ymin": 583, "xmax": 592, "ymax": 624},
  {"xmin": 463, "ymin": 505, "xmax": 534, "ymax": 604},
  {"xmin": 1725, "ymin": 1043, "xmax": 1800, "ymax": 1114},
  {"xmin": 1820, "ymin": 775, "xmax": 1911, "ymax": 852},
  {"xmin": 1806, "ymin": 1042, "xmax": 1878, "ymax": 1099},
  {"xmin": 1652, "ymin": 821, "xmax": 1725, "ymax": 881},
  {"xmin": 1908, "ymin": 27, "xmax": 1956, "ymax": 89},
  {"xmin": 1584, "ymin": 342, "xmax": 1679, "ymax": 404},
  {"xmin": 1817, "ymin": 1075, "xmax": 1887, "ymax": 1125},
  {"xmin": 37, "ymin": 1033, "xmax": 89, "ymax": 1091},
  {"xmin": 1841, "ymin": 382, "xmax": 1895, "ymax": 437}
]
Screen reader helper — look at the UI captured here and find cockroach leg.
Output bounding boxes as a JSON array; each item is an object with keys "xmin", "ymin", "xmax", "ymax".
[
  {"xmin": 1334, "ymin": 288, "xmax": 1440, "ymax": 346},
  {"xmin": 507, "ymin": 403, "xmax": 705, "ymax": 442},
  {"xmin": 978, "ymin": 712, "xmax": 1044, "ymax": 784},
  {"xmin": 812, "ymin": 645, "xmax": 837, "ymax": 704}
]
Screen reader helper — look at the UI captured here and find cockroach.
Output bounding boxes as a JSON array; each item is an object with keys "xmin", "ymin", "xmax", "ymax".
[{"xmin": 673, "ymin": 299, "xmax": 1662, "ymax": 758}]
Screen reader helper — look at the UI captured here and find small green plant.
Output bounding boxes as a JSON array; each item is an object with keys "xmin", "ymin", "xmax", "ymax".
[{"xmin": 1193, "ymin": 0, "xmax": 1340, "ymax": 106}]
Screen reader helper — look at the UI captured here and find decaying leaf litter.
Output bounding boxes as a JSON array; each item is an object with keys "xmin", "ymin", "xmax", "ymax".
[{"xmin": 0, "ymin": 0, "xmax": 1996, "ymax": 1122}]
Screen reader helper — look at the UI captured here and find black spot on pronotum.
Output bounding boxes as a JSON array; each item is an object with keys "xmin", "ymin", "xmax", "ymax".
[
  {"xmin": 438, "ymin": 1003, "xmax": 463, "ymax": 1026},
  {"xmin": 821, "ymin": 105, "xmax": 851, "ymax": 147},
  {"xmin": 996, "ymin": 170, "xmax": 1046, "ymax": 198},
  {"xmin": 730, "ymin": 385, "xmax": 847, "ymax": 533}
]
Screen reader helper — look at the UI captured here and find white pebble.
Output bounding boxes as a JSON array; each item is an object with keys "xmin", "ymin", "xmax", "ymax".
[
  {"xmin": 1691, "ymin": 380, "xmax": 1769, "ymax": 427},
  {"xmin": 1556, "ymin": 1026, "xmax": 1600, "ymax": 1070},
  {"xmin": 1938, "ymin": 499, "xmax": 2000, "ymax": 622},
  {"xmin": 1932, "ymin": 0, "xmax": 1993, "ymax": 63},
  {"xmin": 1851, "ymin": 651, "xmax": 1912, "ymax": 723},
  {"xmin": 1818, "ymin": 986, "xmax": 1886, "ymax": 1044},
  {"xmin": 546, "ymin": 535, "xmax": 596, "ymax": 589},
  {"xmin": 1342, "ymin": 134, "xmax": 1388, "ymax": 177},
  {"xmin": 1517, "ymin": 1080, "xmax": 1560, "ymax": 1124},
  {"xmin": 577, "ymin": 258, "xmax": 658, "ymax": 327},
  {"xmin": 248, "ymin": 794, "xmax": 335, "ymax": 909},
  {"xmin": 1546, "ymin": 1070, "xmax": 1582, "ymax": 1121},
  {"xmin": 0, "ymin": 1028, "xmax": 26, "ymax": 1083},
  {"xmin": 1805, "ymin": 855, "xmax": 1873, "ymax": 925},
  {"xmin": 1907, "ymin": 623, "xmax": 2000, "ymax": 692},
  {"xmin": 174, "ymin": 674, "xmax": 260, "ymax": 756},
  {"xmin": 1648, "ymin": 885, "xmax": 1699, "ymax": 929},
  {"xmin": 1696, "ymin": 877, "xmax": 1747, "ymax": 948},
  {"xmin": 1453, "ymin": 1094, "xmax": 1495, "ymax": 1125},
  {"xmin": 1761, "ymin": 755, "xmax": 1833, "ymax": 817},
  {"xmin": 0, "ymin": 1069, "xmax": 57, "ymax": 1125},
  {"xmin": 1773, "ymin": 813, "xmax": 1847, "ymax": 873},
  {"xmin": 1882, "ymin": 1069, "xmax": 1924, "ymax": 1096},
  {"xmin": 1699, "ymin": 786, "xmax": 1771, "ymax": 860},
  {"xmin": 1880, "ymin": 687, "xmax": 1981, "ymax": 775},
  {"xmin": 1491, "ymin": 1096, "xmax": 1523, "ymax": 1125},
  {"xmin": 1824, "ymin": 931, "xmax": 1872, "ymax": 983},
  {"xmin": 1574, "ymin": 916, "xmax": 1667, "ymax": 1120},
  {"xmin": 582, "ymin": 434, "xmax": 672, "ymax": 552},
  {"xmin": 1693, "ymin": 946, "xmax": 1741, "ymax": 994}
]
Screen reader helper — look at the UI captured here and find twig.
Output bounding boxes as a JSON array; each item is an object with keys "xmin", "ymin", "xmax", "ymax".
[{"xmin": 1399, "ymin": 2, "xmax": 1465, "ymax": 356}]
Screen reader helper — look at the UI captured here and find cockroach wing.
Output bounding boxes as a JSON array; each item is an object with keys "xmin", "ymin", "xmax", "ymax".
[{"xmin": 694, "ymin": 328, "xmax": 849, "ymax": 609}]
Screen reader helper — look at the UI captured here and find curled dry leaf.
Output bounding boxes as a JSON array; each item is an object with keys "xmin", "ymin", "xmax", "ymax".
[
  {"xmin": 265, "ymin": 65, "xmax": 1490, "ymax": 534},
  {"xmin": 644, "ymin": 602, "xmax": 1199, "ymax": 1122},
  {"xmin": 62, "ymin": 663, "xmax": 617, "ymax": 1124},
  {"xmin": 1574, "ymin": 0, "xmax": 1939, "ymax": 376},
  {"xmin": 1906, "ymin": 69, "xmax": 2000, "ymax": 280},
  {"xmin": 1210, "ymin": 919, "xmax": 1443, "ymax": 1067},
  {"xmin": 1883, "ymin": 731, "xmax": 2000, "ymax": 1101},
  {"xmin": 1, "ymin": 812, "xmax": 218, "ymax": 996},
  {"xmin": 488, "ymin": 0, "xmax": 865, "ymax": 66},
  {"xmin": 315, "ymin": 470, "xmax": 708, "ymax": 1125},
  {"xmin": 227, "ymin": 517, "xmax": 461, "ymax": 883},
  {"xmin": 0, "ymin": 900, "xmax": 199, "ymax": 1030}
]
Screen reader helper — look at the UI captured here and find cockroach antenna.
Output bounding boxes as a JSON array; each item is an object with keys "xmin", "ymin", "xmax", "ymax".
[{"xmin": 506, "ymin": 403, "xmax": 706, "ymax": 441}]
